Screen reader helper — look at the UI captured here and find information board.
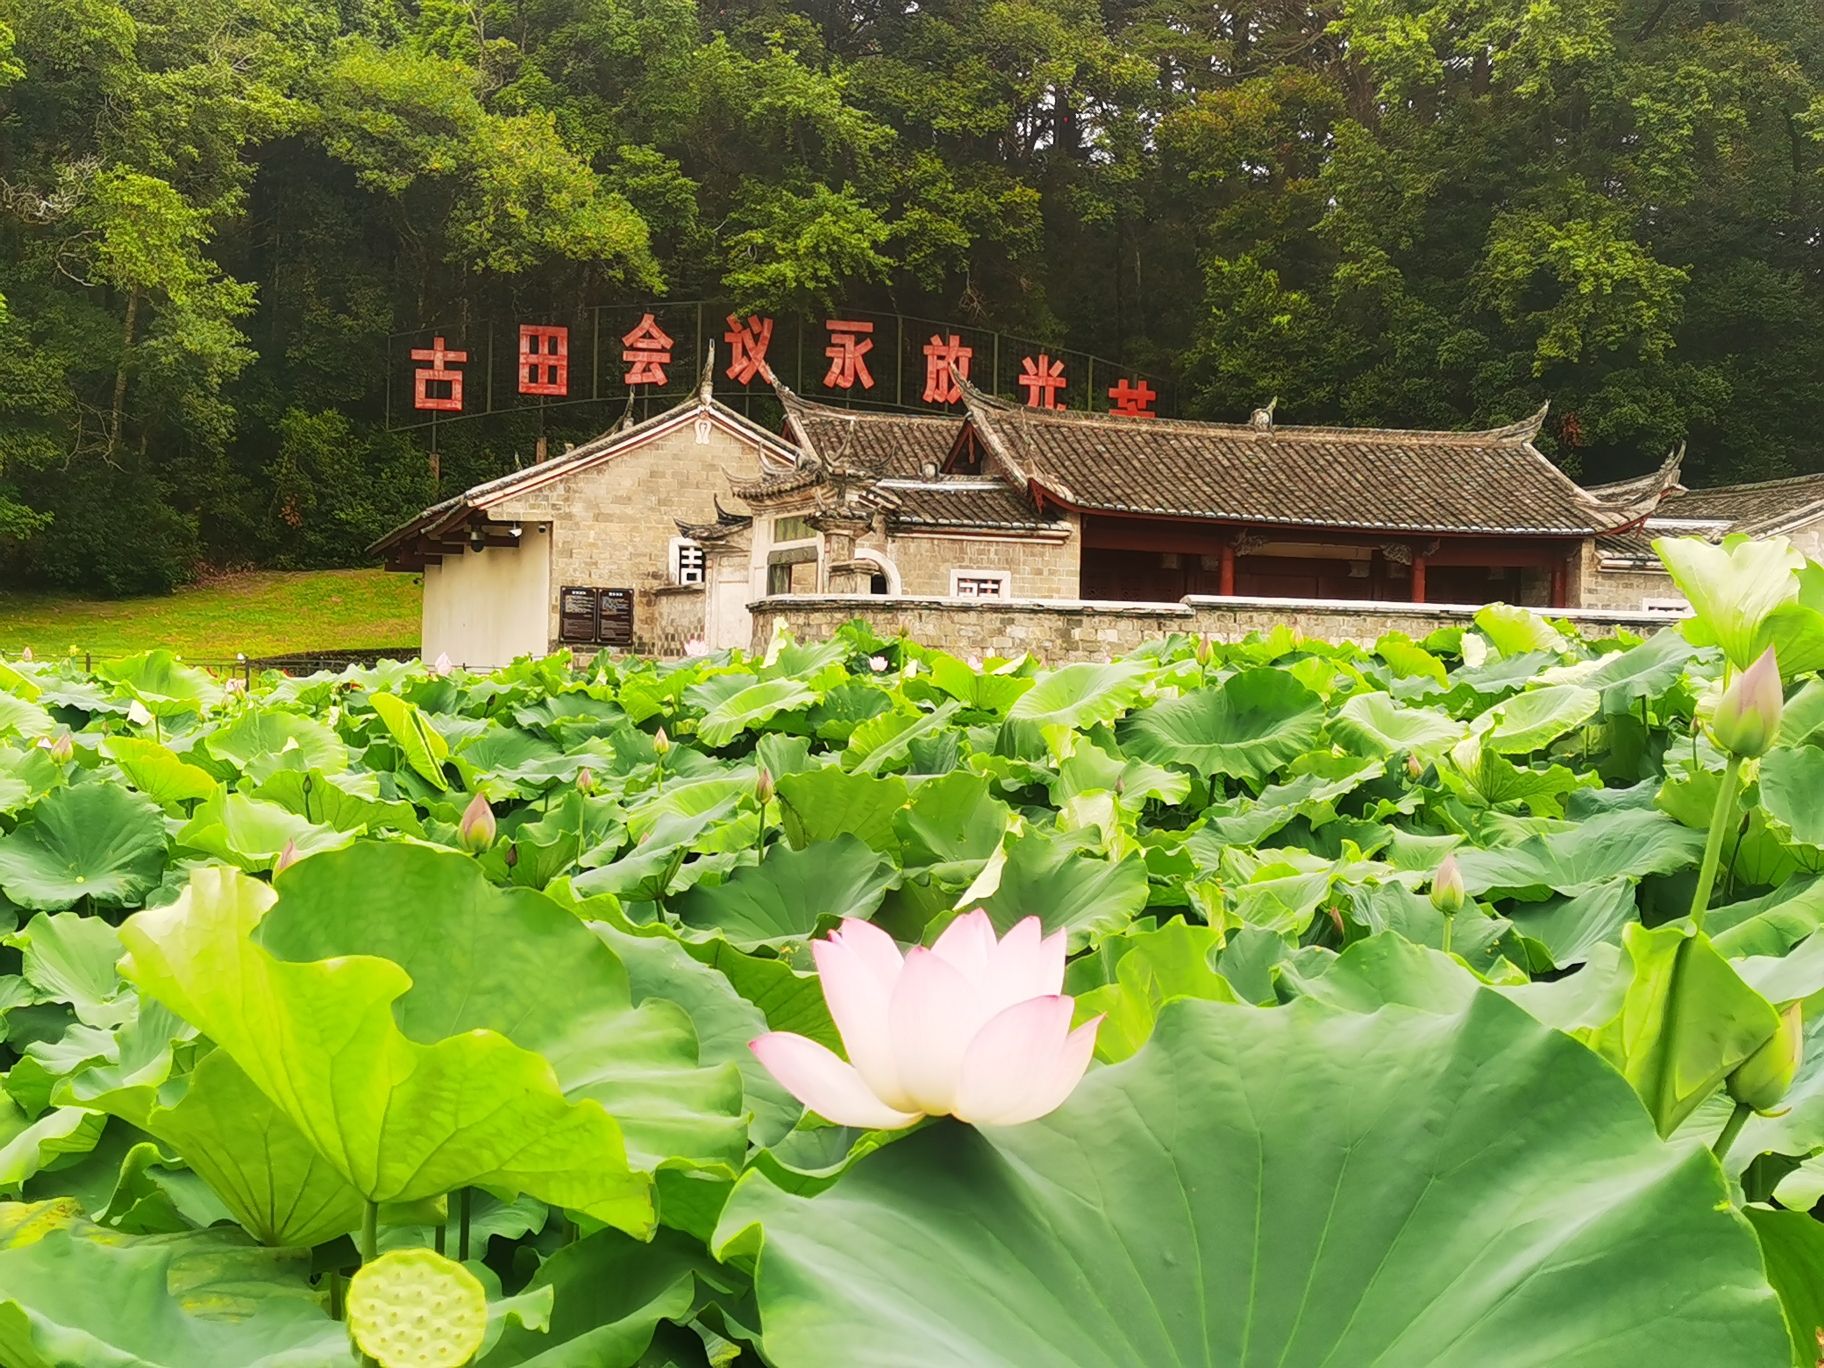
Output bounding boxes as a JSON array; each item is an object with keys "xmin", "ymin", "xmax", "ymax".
[
  {"xmin": 597, "ymin": 588, "xmax": 634, "ymax": 647},
  {"xmin": 558, "ymin": 586, "xmax": 598, "ymax": 644}
]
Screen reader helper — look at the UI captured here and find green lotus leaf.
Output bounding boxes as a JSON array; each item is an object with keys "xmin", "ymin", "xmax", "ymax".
[
  {"xmin": 671, "ymin": 835, "xmax": 899, "ymax": 949},
  {"xmin": 1435, "ymin": 736, "xmax": 1591, "ymax": 811},
  {"xmin": 206, "ymin": 707, "xmax": 350, "ymax": 778},
  {"xmin": 1074, "ymin": 918, "xmax": 1236, "ymax": 1062},
  {"xmin": 1584, "ymin": 626, "xmax": 1701, "ymax": 715},
  {"xmin": 119, "ymin": 864, "xmax": 655, "ymax": 1233},
  {"xmin": 0, "ymin": 693, "xmax": 56, "ymax": 742},
  {"xmin": 1473, "ymin": 602, "xmax": 1567, "ymax": 657},
  {"xmin": 1505, "ymin": 878, "xmax": 1639, "ymax": 971},
  {"xmin": 254, "ymin": 769, "xmax": 424, "ymax": 836},
  {"xmin": 775, "ymin": 767, "xmax": 907, "ymax": 855},
  {"xmin": 1328, "ymin": 691, "xmax": 1465, "ymax": 758},
  {"xmin": 842, "ymin": 699, "xmax": 961, "ymax": 775},
  {"xmin": 347, "ymin": 1247, "xmax": 487, "ymax": 1368},
  {"xmin": 892, "ymin": 770, "xmax": 1011, "ymax": 882},
  {"xmin": 94, "ymin": 650, "xmax": 218, "ymax": 719},
  {"xmin": 1656, "ymin": 534, "xmax": 1803, "ymax": 670},
  {"xmin": 1117, "ymin": 667, "xmax": 1323, "ymax": 780},
  {"xmin": 0, "ymin": 783, "xmax": 167, "ymax": 910},
  {"xmin": 694, "ymin": 677, "xmax": 818, "ymax": 748},
  {"xmin": 1471, "ymin": 683, "xmax": 1600, "ymax": 754},
  {"xmin": 0, "ymin": 1200, "xmax": 350, "ymax": 1368},
  {"xmin": 0, "ymin": 1103, "xmax": 106, "ymax": 1190},
  {"xmin": 175, "ymin": 790, "xmax": 358, "ymax": 871},
  {"xmin": 72, "ymin": 1046, "xmax": 365, "ymax": 1249},
  {"xmin": 971, "ymin": 829, "xmax": 1148, "ymax": 950},
  {"xmin": 1586, "ymin": 923, "xmax": 1781, "ymax": 1136},
  {"xmin": 1758, "ymin": 745, "xmax": 1824, "ymax": 854},
  {"xmin": 718, "ymin": 993, "xmax": 1787, "ymax": 1367},
  {"xmin": 368, "ymin": 691, "xmax": 452, "ymax": 790},
  {"xmin": 1005, "ymin": 660, "xmax": 1151, "ymax": 731},
  {"xmin": 1743, "ymin": 1206, "xmax": 1824, "ymax": 1368},
  {"xmin": 101, "ymin": 737, "xmax": 220, "ymax": 807},
  {"xmin": 257, "ymin": 843, "xmax": 746, "ymax": 1174},
  {"xmin": 0, "ymin": 745, "xmax": 61, "ymax": 816},
  {"xmin": 1454, "ymin": 807, "xmax": 1705, "ymax": 900},
  {"xmin": 2, "ymin": 911, "xmax": 129, "ymax": 1026},
  {"xmin": 923, "ymin": 653, "xmax": 1034, "ymax": 714}
]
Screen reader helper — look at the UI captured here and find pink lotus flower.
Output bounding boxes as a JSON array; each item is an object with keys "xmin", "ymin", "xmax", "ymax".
[
  {"xmin": 1713, "ymin": 645, "xmax": 1782, "ymax": 759},
  {"xmin": 683, "ymin": 637, "xmax": 708, "ymax": 657},
  {"xmin": 868, "ymin": 655, "xmax": 889, "ymax": 672},
  {"xmin": 751, "ymin": 911, "xmax": 1101, "ymax": 1130},
  {"xmin": 429, "ymin": 652, "xmax": 453, "ymax": 678}
]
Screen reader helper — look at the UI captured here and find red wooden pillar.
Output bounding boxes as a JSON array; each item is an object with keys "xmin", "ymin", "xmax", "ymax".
[
  {"xmin": 1411, "ymin": 553, "xmax": 1427, "ymax": 604},
  {"xmin": 1218, "ymin": 543, "xmax": 1236, "ymax": 596},
  {"xmin": 1550, "ymin": 560, "xmax": 1568, "ymax": 609}
]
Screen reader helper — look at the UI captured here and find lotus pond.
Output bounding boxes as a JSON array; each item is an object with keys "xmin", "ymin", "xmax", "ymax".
[{"xmin": 2, "ymin": 536, "xmax": 1824, "ymax": 1367}]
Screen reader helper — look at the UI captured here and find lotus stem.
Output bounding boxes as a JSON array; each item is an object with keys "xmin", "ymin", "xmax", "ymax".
[
  {"xmin": 1690, "ymin": 754, "xmax": 1744, "ymax": 933},
  {"xmin": 328, "ymin": 1267, "xmax": 343, "ymax": 1320},
  {"xmin": 1440, "ymin": 913, "xmax": 1453, "ymax": 955},
  {"xmin": 1712, "ymin": 1100, "xmax": 1753, "ymax": 1164},
  {"xmin": 360, "ymin": 1199, "xmax": 378, "ymax": 1265},
  {"xmin": 458, "ymin": 1187, "xmax": 472, "ymax": 1263}
]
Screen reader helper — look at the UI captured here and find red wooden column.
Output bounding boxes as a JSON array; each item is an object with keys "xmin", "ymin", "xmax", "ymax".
[
  {"xmin": 1411, "ymin": 552, "xmax": 1427, "ymax": 604},
  {"xmin": 1550, "ymin": 560, "xmax": 1568, "ymax": 609},
  {"xmin": 1218, "ymin": 543, "xmax": 1236, "ymax": 596}
]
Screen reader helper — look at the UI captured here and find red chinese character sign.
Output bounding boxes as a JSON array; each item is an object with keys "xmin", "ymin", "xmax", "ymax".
[
  {"xmin": 622, "ymin": 313, "xmax": 673, "ymax": 386},
  {"xmin": 1108, "ymin": 378, "xmax": 1157, "ymax": 418},
  {"xmin": 1018, "ymin": 353, "xmax": 1067, "ymax": 410},
  {"xmin": 823, "ymin": 319, "xmax": 875, "ymax": 391},
  {"xmin": 922, "ymin": 334, "xmax": 972, "ymax": 405},
  {"xmin": 724, "ymin": 314, "xmax": 774, "ymax": 384},
  {"xmin": 519, "ymin": 324, "xmax": 568, "ymax": 396},
  {"xmin": 411, "ymin": 336, "xmax": 468, "ymax": 411}
]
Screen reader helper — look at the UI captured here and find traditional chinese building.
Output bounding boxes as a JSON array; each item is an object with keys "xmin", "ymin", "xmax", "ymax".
[{"xmin": 372, "ymin": 353, "xmax": 1687, "ymax": 664}]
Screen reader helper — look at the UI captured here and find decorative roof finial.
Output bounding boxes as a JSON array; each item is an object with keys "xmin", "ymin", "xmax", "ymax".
[
  {"xmin": 697, "ymin": 344, "xmax": 716, "ymax": 404},
  {"xmin": 1250, "ymin": 398, "xmax": 1278, "ymax": 432}
]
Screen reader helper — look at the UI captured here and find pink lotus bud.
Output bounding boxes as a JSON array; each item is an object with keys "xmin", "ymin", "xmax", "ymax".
[
  {"xmin": 755, "ymin": 766, "xmax": 775, "ymax": 806},
  {"xmin": 1712, "ymin": 646, "xmax": 1782, "ymax": 759},
  {"xmin": 1405, "ymin": 753, "xmax": 1423, "ymax": 779},
  {"xmin": 457, "ymin": 792, "xmax": 495, "ymax": 852},
  {"xmin": 19, "ymin": 647, "xmax": 31, "ymax": 662},
  {"xmin": 749, "ymin": 910, "xmax": 1102, "ymax": 1130},
  {"xmin": 576, "ymin": 767, "xmax": 596, "ymax": 796},
  {"xmin": 429, "ymin": 652, "xmax": 453, "ymax": 678},
  {"xmin": 275, "ymin": 838, "xmax": 301, "ymax": 873},
  {"xmin": 37, "ymin": 731, "xmax": 73, "ymax": 763},
  {"xmin": 1194, "ymin": 633, "xmax": 1212, "ymax": 665},
  {"xmin": 966, "ymin": 654, "xmax": 983, "ymax": 669},
  {"xmin": 868, "ymin": 655, "xmax": 889, "ymax": 672},
  {"xmin": 1727, "ymin": 1002, "xmax": 1803, "ymax": 1112},
  {"xmin": 653, "ymin": 727, "xmax": 671, "ymax": 756},
  {"xmin": 1430, "ymin": 853, "xmax": 1466, "ymax": 916}
]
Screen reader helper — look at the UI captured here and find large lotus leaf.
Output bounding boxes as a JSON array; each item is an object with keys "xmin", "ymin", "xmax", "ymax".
[
  {"xmin": 1657, "ymin": 534, "xmax": 1802, "ymax": 670},
  {"xmin": 1473, "ymin": 602, "xmax": 1567, "ymax": 656},
  {"xmin": 1758, "ymin": 745, "xmax": 1824, "ymax": 854},
  {"xmin": 971, "ymin": 829, "xmax": 1148, "ymax": 950},
  {"xmin": 1074, "ymin": 918, "xmax": 1236, "ymax": 1062},
  {"xmin": 1471, "ymin": 683, "xmax": 1600, "ymax": 754},
  {"xmin": 843, "ymin": 699, "xmax": 960, "ymax": 775},
  {"xmin": 694, "ymin": 678, "xmax": 818, "ymax": 748},
  {"xmin": 1436, "ymin": 736, "xmax": 1590, "ymax": 811},
  {"xmin": 101, "ymin": 737, "xmax": 219, "ymax": 807},
  {"xmin": 1506, "ymin": 877, "xmax": 1639, "ymax": 971},
  {"xmin": 72, "ymin": 1047, "xmax": 363, "ymax": 1248},
  {"xmin": 0, "ymin": 1102, "xmax": 106, "ymax": 1189},
  {"xmin": 450, "ymin": 726, "xmax": 563, "ymax": 793},
  {"xmin": 1052, "ymin": 739, "xmax": 1191, "ymax": 809},
  {"xmin": 1585, "ymin": 627, "xmax": 1701, "ymax": 715},
  {"xmin": 0, "ymin": 692, "xmax": 56, "ymax": 741},
  {"xmin": 254, "ymin": 769, "xmax": 424, "ymax": 837},
  {"xmin": 1744, "ymin": 1205, "xmax": 1824, "ymax": 1368},
  {"xmin": 775, "ymin": 767, "xmax": 907, "ymax": 855},
  {"xmin": 1454, "ymin": 807, "xmax": 1705, "ymax": 899},
  {"xmin": 118, "ymin": 865, "xmax": 655, "ymax": 1233},
  {"xmin": 1328, "ymin": 691, "xmax": 1465, "ymax": 759},
  {"xmin": 1713, "ymin": 875, "xmax": 1824, "ymax": 956},
  {"xmin": 717, "ymin": 993, "xmax": 1787, "ymax": 1368},
  {"xmin": 0, "ymin": 1200, "xmax": 350, "ymax": 1368},
  {"xmin": 2, "ymin": 911, "xmax": 129, "ymax": 1026},
  {"xmin": 94, "ymin": 650, "xmax": 218, "ymax": 719},
  {"xmin": 367, "ymin": 691, "xmax": 451, "ymax": 790},
  {"xmin": 892, "ymin": 771, "xmax": 1010, "ymax": 882},
  {"xmin": 671, "ymin": 835, "xmax": 899, "ymax": 949},
  {"xmin": 1116, "ymin": 667, "xmax": 1322, "ymax": 780},
  {"xmin": 0, "ymin": 745, "xmax": 61, "ymax": 816},
  {"xmin": 175, "ymin": 790, "xmax": 358, "ymax": 871},
  {"xmin": 1005, "ymin": 660, "xmax": 1150, "ymax": 732},
  {"xmin": 924, "ymin": 653, "xmax": 1034, "ymax": 715},
  {"xmin": 1586, "ymin": 923, "xmax": 1781, "ymax": 1136},
  {"xmin": 206, "ymin": 708, "xmax": 349, "ymax": 777},
  {"xmin": 0, "ymin": 783, "xmax": 167, "ymax": 910}
]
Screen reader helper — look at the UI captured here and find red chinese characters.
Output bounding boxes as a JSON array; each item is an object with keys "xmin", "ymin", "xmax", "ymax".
[
  {"xmin": 1018, "ymin": 353, "xmax": 1067, "ymax": 410},
  {"xmin": 1107, "ymin": 377, "xmax": 1157, "ymax": 418},
  {"xmin": 921, "ymin": 333, "xmax": 972, "ymax": 405},
  {"xmin": 724, "ymin": 313, "xmax": 774, "ymax": 384},
  {"xmin": 519, "ymin": 324, "xmax": 568, "ymax": 397},
  {"xmin": 411, "ymin": 336, "xmax": 468, "ymax": 412},
  {"xmin": 823, "ymin": 319, "xmax": 875, "ymax": 391},
  {"xmin": 622, "ymin": 313, "xmax": 673, "ymax": 386}
]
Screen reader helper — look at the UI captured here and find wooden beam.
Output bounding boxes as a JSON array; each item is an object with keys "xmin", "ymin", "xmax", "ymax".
[{"xmin": 1411, "ymin": 554, "xmax": 1428, "ymax": 604}]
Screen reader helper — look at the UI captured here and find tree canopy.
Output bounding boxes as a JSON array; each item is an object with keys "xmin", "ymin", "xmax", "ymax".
[{"xmin": 0, "ymin": 0, "xmax": 1819, "ymax": 592}]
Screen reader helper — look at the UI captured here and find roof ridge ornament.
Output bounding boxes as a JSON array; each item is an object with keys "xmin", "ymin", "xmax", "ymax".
[
  {"xmin": 696, "ymin": 344, "xmax": 716, "ymax": 404},
  {"xmin": 1250, "ymin": 398, "xmax": 1278, "ymax": 432}
]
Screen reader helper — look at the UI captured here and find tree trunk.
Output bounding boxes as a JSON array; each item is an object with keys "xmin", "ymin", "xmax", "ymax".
[{"xmin": 109, "ymin": 286, "xmax": 140, "ymax": 454}]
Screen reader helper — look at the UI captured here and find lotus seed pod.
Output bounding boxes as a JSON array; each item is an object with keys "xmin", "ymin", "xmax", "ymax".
[
  {"xmin": 346, "ymin": 1247, "xmax": 487, "ymax": 1368},
  {"xmin": 1430, "ymin": 853, "xmax": 1466, "ymax": 916},
  {"xmin": 1711, "ymin": 646, "xmax": 1782, "ymax": 760},
  {"xmin": 1727, "ymin": 1002, "xmax": 1804, "ymax": 1113}
]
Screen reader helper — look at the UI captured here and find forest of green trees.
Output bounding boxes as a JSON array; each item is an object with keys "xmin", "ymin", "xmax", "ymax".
[{"xmin": 0, "ymin": 0, "xmax": 1820, "ymax": 593}]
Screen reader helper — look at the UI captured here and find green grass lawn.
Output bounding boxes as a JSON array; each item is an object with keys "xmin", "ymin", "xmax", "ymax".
[{"xmin": 0, "ymin": 569, "xmax": 422, "ymax": 662}]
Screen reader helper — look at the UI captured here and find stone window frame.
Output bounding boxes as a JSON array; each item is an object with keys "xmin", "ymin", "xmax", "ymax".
[
  {"xmin": 950, "ymin": 568, "xmax": 1011, "ymax": 599},
  {"xmin": 669, "ymin": 536, "xmax": 706, "ymax": 586}
]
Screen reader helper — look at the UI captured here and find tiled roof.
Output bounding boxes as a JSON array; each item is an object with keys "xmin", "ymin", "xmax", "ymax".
[
  {"xmin": 790, "ymin": 409, "xmax": 958, "ymax": 479},
  {"xmin": 1660, "ymin": 472, "xmax": 1824, "ymax": 530},
  {"xmin": 960, "ymin": 390, "xmax": 1671, "ymax": 538},
  {"xmin": 873, "ymin": 479, "xmax": 1057, "ymax": 532}
]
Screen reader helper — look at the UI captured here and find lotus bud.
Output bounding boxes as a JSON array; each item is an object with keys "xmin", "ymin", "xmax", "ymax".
[
  {"xmin": 868, "ymin": 655, "xmax": 889, "ymax": 673},
  {"xmin": 1405, "ymin": 753, "xmax": 1423, "ymax": 780},
  {"xmin": 48, "ymin": 730, "xmax": 73, "ymax": 763},
  {"xmin": 1194, "ymin": 633, "xmax": 1212, "ymax": 666},
  {"xmin": 275, "ymin": 838, "xmax": 301, "ymax": 873},
  {"xmin": 966, "ymin": 654, "xmax": 982, "ymax": 669},
  {"xmin": 457, "ymin": 792, "xmax": 496, "ymax": 852},
  {"xmin": 653, "ymin": 727, "xmax": 671, "ymax": 756},
  {"xmin": 576, "ymin": 766, "xmax": 596, "ymax": 796},
  {"xmin": 429, "ymin": 652, "xmax": 452, "ymax": 678},
  {"xmin": 750, "ymin": 910, "xmax": 1102, "ymax": 1129},
  {"xmin": 1712, "ymin": 646, "xmax": 1782, "ymax": 759},
  {"xmin": 755, "ymin": 766, "xmax": 775, "ymax": 806},
  {"xmin": 1430, "ymin": 853, "xmax": 1466, "ymax": 916},
  {"xmin": 19, "ymin": 647, "xmax": 31, "ymax": 662},
  {"xmin": 1727, "ymin": 1002, "xmax": 1803, "ymax": 1112},
  {"xmin": 504, "ymin": 841, "xmax": 519, "ymax": 869}
]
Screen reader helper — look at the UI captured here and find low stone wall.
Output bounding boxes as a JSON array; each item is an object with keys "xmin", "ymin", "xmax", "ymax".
[
  {"xmin": 649, "ymin": 583, "xmax": 706, "ymax": 658},
  {"xmin": 747, "ymin": 593, "xmax": 1688, "ymax": 660}
]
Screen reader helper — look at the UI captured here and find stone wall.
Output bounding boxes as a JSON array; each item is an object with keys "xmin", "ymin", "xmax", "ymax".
[
  {"xmin": 489, "ymin": 416, "xmax": 762, "ymax": 655},
  {"xmin": 748, "ymin": 592, "xmax": 1689, "ymax": 661},
  {"xmin": 649, "ymin": 583, "xmax": 706, "ymax": 657},
  {"xmin": 869, "ymin": 522, "xmax": 1081, "ymax": 599}
]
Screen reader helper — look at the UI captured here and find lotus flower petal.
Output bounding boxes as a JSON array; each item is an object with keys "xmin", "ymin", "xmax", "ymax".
[
  {"xmin": 977, "ymin": 1016, "xmax": 1103, "ymax": 1128},
  {"xmin": 984, "ymin": 916, "xmax": 1065, "ymax": 1011},
  {"xmin": 814, "ymin": 925, "xmax": 912, "ymax": 1109},
  {"xmin": 749, "ymin": 1033, "xmax": 921, "ymax": 1130},
  {"xmin": 889, "ymin": 948, "xmax": 987, "ymax": 1115},
  {"xmin": 930, "ymin": 907, "xmax": 998, "ymax": 984},
  {"xmin": 953, "ymin": 995, "xmax": 1076, "ymax": 1125}
]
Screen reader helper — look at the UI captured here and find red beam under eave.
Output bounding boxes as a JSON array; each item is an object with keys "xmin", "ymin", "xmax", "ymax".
[{"xmin": 1074, "ymin": 512, "xmax": 1581, "ymax": 567}]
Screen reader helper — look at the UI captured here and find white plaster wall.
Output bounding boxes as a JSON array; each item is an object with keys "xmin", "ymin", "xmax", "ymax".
[{"xmin": 421, "ymin": 531, "xmax": 552, "ymax": 668}]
